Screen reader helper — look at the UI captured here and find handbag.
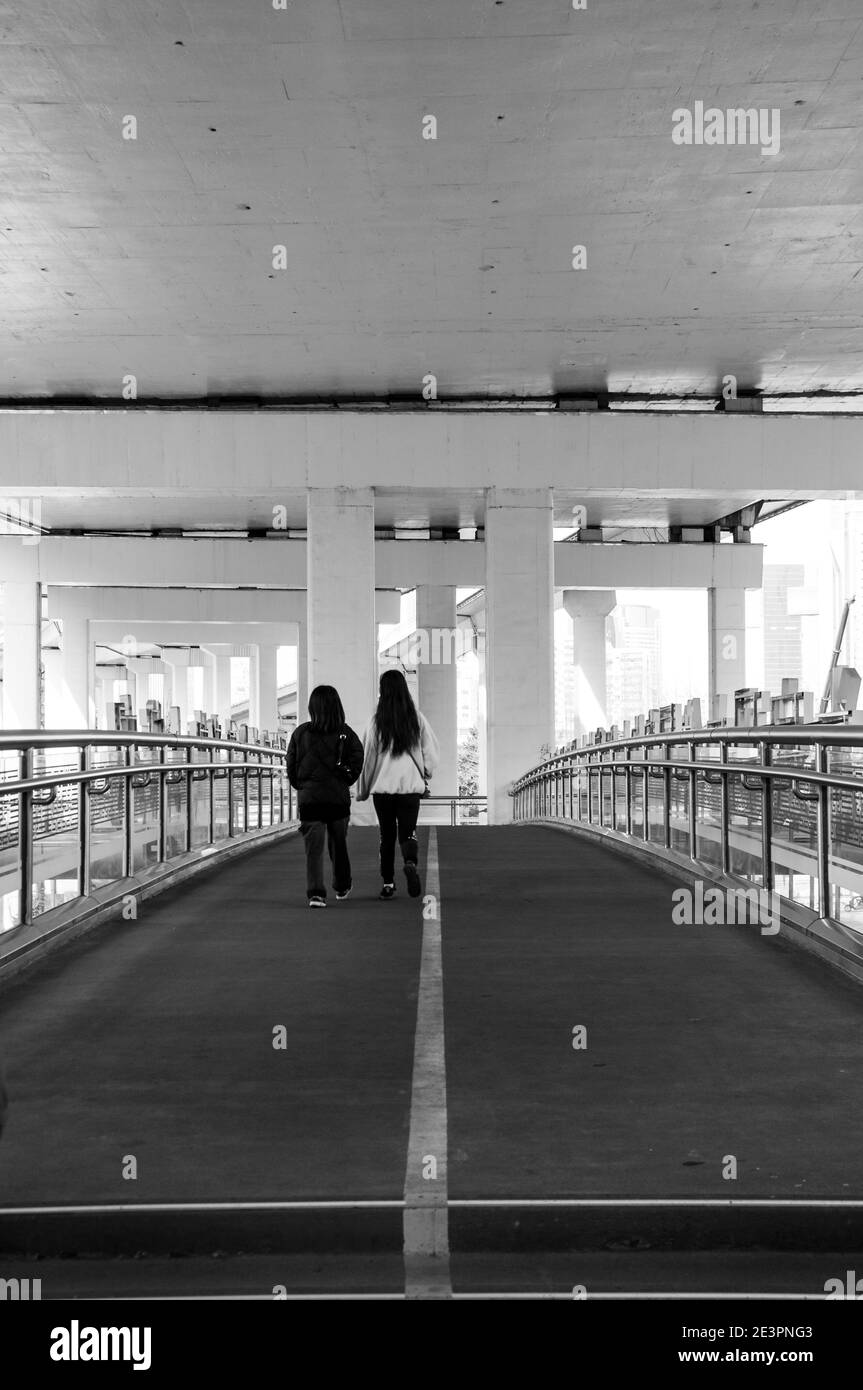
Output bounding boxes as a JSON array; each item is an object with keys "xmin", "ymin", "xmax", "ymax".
[{"xmin": 408, "ymin": 749, "xmax": 431, "ymax": 798}]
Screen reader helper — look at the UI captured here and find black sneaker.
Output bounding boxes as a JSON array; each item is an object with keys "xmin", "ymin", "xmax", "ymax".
[
  {"xmin": 379, "ymin": 884, "xmax": 395, "ymax": 900},
  {"xmin": 335, "ymin": 888, "xmax": 351, "ymax": 901},
  {"xmin": 308, "ymin": 895, "xmax": 327, "ymax": 909},
  {"xmin": 404, "ymin": 862, "xmax": 422, "ymax": 898}
]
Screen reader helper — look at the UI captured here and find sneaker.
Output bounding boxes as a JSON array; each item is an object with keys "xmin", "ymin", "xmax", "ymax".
[
  {"xmin": 379, "ymin": 884, "xmax": 396, "ymax": 900},
  {"xmin": 335, "ymin": 888, "xmax": 351, "ymax": 901},
  {"xmin": 308, "ymin": 895, "xmax": 327, "ymax": 909},
  {"xmin": 404, "ymin": 862, "xmax": 422, "ymax": 898}
]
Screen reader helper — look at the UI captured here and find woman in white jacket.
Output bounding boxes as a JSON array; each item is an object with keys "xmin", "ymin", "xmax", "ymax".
[{"xmin": 356, "ymin": 669, "xmax": 440, "ymax": 900}]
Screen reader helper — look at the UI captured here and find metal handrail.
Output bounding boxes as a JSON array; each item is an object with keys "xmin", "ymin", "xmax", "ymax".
[
  {"xmin": 510, "ymin": 724, "xmax": 863, "ymax": 931},
  {"xmin": 0, "ymin": 731, "xmax": 296, "ymax": 936}
]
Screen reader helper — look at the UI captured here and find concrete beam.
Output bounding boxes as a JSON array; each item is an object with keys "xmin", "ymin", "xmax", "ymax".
[
  {"xmin": 1, "ymin": 410, "xmax": 862, "ymax": 497},
  {"xmin": 93, "ymin": 624, "xmax": 297, "ymax": 648},
  {"xmin": 2, "ymin": 536, "xmax": 762, "ymax": 591}
]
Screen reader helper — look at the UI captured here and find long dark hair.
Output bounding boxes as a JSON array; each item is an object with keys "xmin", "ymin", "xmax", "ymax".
[
  {"xmin": 307, "ymin": 685, "xmax": 345, "ymax": 735},
  {"xmin": 374, "ymin": 669, "xmax": 420, "ymax": 757}
]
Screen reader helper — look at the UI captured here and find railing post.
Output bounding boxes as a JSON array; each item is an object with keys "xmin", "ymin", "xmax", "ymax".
[
  {"xmin": 816, "ymin": 741, "xmax": 831, "ymax": 919},
  {"xmin": 158, "ymin": 744, "xmax": 167, "ymax": 863},
  {"xmin": 688, "ymin": 741, "xmax": 697, "ymax": 862},
  {"xmin": 123, "ymin": 744, "xmax": 134, "ymax": 879},
  {"xmin": 243, "ymin": 748, "xmax": 249, "ymax": 835},
  {"xmin": 642, "ymin": 754, "xmax": 649, "ymax": 843},
  {"xmin": 719, "ymin": 741, "xmax": 729, "ymax": 875},
  {"xmin": 761, "ymin": 740, "xmax": 773, "ymax": 895},
  {"xmin": 19, "ymin": 748, "xmax": 33, "ymax": 927},
  {"xmin": 269, "ymin": 751, "xmax": 275, "ymax": 827},
  {"xmin": 80, "ymin": 745, "xmax": 92, "ymax": 896},
  {"xmin": 185, "ymin": 743, "xmax": 193, "ymax": 852},
  {"xmin": 209, "ymin": 747, "xmax": 216, "ymax": 845},
  {"xmin": 663, "ymin": 743, "xmax": 671, "ymax": 852},
  {"xmin": 624, "ymin": 747, "xmax": 632, "ymax": 837}
]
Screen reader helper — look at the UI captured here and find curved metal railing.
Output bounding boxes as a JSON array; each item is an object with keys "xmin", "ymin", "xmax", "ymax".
[
  {"xmin": 511, "ymin": 725, "xmax": 863, "ymax": 935},
  {"xmin": 0, "ymin": 730, "xmax": 296, "ymax": 937}
]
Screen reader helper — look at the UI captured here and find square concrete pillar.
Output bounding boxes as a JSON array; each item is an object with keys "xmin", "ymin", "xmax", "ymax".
[
  {"xmin": 484, "ymin": 489, "xmax": 555, "ymax": 823},
  {"xmin": 563, "ymin": 590, "xmax": 616, "ymax": 740},
  {"xmin": 1, "ymin": 581, "xmax": 42, "ymax": 729},
  {"xmin": 250, "ymin": 644, "xmax": 279, "ymax": 736},
  {"xmin": 307, "ymin": 489, "xmax": 377, "ymax": 736},
  {"xmin": 295, "ymin": 620, "xmax": 308, "ymax": 725},
  {"xmin": 708, "ymin": 586, "xmax": 747, "ymax": 719},
  {"xmin": 416, "ymin": 586, "xmax": 459, "ymax": 796},
  {"xmin": 213, "ymin": 655, "xmax": 232, "ymax": 735},
  {"xmin": 43, "ymin": 611, "xmax": 91, "ymax": 729}
]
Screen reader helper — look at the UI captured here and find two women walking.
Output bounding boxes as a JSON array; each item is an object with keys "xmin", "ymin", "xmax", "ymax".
[{"xmin": 287, "ymin": 670, "xmax": 439, "ymax": 907}]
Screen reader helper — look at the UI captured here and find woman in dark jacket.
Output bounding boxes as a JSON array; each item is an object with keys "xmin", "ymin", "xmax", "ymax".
[{"xmin": 286, "ymin": 685, "xmax": 364, "ymax": 908}]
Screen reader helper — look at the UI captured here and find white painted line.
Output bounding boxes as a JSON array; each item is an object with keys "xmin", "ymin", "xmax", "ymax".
[
  {"xmin": 69, "ymin": 1291, "xmax": 831, "ymax": 1302},
  {"xmin": 4, "ymin": 1196, "xmax": 863, "ymax": 1217},
  {"xmin": 449, "ymin": 1198, "xmax": 863, "ymax": 1208},
  {"xmin": 4, "ymin": 1196, "xmax": 860, "ymax": 1217},
  {"xmin": 0, "ymin": 1200, "xmax": 403, "ymax": 1215},
  {"xmin": 403, "ymin": 826, "xmax": 451, "ymax": 1299}
]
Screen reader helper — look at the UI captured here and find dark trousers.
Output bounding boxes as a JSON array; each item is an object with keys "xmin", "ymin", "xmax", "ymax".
[
  {"xmin": 299, "ymin": 816, "xmax": 350, "ymax": 899},
  {"xmin": 373, "ymin": 793, "xmax": 420, "ymax": 883}
]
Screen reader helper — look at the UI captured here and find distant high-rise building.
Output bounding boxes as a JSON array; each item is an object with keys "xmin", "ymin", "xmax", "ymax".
[
  {"xmin": 608, "ymin": 605, "xmax": 661, "ymax": 727},
  {"xmin": 763, "ymin": 564, "xmax": 805, "ymax": 695}
]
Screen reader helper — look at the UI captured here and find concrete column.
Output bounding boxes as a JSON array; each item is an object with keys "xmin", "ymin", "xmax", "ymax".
[
  {"xmin": 416, "ymin": 586, "xmax": 459, "ymax": 796},
  {"xmin": 484, "ymin": 488, "xmax": 555, "ymax": 823},
  {"xmin": 563, "ymin": 590, "xmax": 616, "ymax": 740},
  {"xmin": 708, "ymin": 586, "xmax": 747, "ymax": 720},
  {"xmin": 307, "ymin": 489, "xmax": 376, "ymax": 735},
  {"xmin": 125, "ymin": 657, "xmax": 156, "ymax": 726},
  {"xmin": 476, "ymin": 623, "xmax": 487, "ymax": 799},
  {"xmin": 295, "ymin": 621, "xmax": 308, "ymax": 725},
  {"xmin": 213, "ymin": 655, "xmax": 232, "ymax": 735},
  {"xmin": 163, "ymin": 657, "xmax": 190, "ymax": 731},
  {"xmin": 1, "ymin": 582, "xmax": 42, "ymax": 728},
  {"xmin": 159, "ymin": 664, "xmax": 174, "ymax": 725},
  {"xmin": 250, "ymin": 644, "xmax": 279, "ymax": 736},
  {"xmin": 43, "ymin": 611, "xmax": 91, "ymax": 729}
]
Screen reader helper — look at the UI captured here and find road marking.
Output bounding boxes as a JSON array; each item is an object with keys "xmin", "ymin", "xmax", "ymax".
[
  {"xmin": 403, "ymin": 826, "xmax": 451, "ymax": 1299},
  {"xmin": 4, "ymin": 1196, "xmax": 861, "ymax": 1216}
]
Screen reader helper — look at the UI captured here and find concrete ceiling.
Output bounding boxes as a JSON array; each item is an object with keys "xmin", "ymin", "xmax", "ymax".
[{"xmin": 3, "ymin": 0, "xmax": 863, "ymax": 401}]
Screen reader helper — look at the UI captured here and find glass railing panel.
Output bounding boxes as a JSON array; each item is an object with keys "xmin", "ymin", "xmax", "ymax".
[
  {"xmin": 694, "ymin": 769, "xmax": 723, "ymax": 870},
  {"xmin": 189, "ymin": 746, "xmax": 212, "ymax": 850},
  {"xmin": 613, "ymin": 764, "xmax": 628, "ymax": 831},
  {"xmin": 0, "ymin": 747, "xmax": 22, "ymax": 931},
  {"xmin": 727, "ymin": 771, "xmax": 764, "ymax": 885},
  {"xmin": 131, "ymin": 745, "xmax": 160, "ymax": 873},
  {"xmin": 87, "ymin": 745, "xmax": 126, "ymax": 890},
  {"xmin": 163, "ymin": 747, "xmax": 188, "ymax": 861},
  {"xmin": 230, "ymin": 749, "xmax": 246, "ymax": 834},
  {"xmin": 31, "ymin": 745, "xmax": 81, "ymax": 916},
  {"xmin": 668, "ymin": 746, "xmax": 691, "ymax": 856},
  {"xmin": 770, "ymin": 774, "xmax": 818, "ymax": 911},
  {"xmin": 629, "ymin": 760, "xmax": 644, "ymax": 836},
  {"xmin": 827, "ymin": 745, "xmax": 863, "ymax": 932}
]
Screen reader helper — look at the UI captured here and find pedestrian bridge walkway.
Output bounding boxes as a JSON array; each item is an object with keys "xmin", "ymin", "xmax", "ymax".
[{"xmin": 2, "ymin": 822, "xmax": 863, "ymax": 1298}]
